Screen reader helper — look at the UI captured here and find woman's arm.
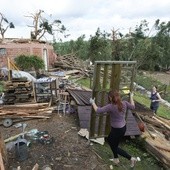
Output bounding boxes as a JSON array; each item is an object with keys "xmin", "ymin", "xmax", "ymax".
[
  {"xmin": 156, "ymin": 93, "xmax": 162, "ymax": 102},
  {"xmin": 129, "ymin": 92, "xmax": 135, "ymax": 107},
  {"xmin": 90, "ymin": 98, "xmax": 110, "ymax": 113},
  {"xmin": 92, "ymin": 102, "xmax": 98, "ymax": 112},
  {"xmin": 90, "ymin": 98, "xmax": 98, "ymax": 111}
]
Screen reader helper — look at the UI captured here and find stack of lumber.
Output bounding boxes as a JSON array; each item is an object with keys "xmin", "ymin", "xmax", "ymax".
[
  {"xmin": 137, "ymin": 113, "xmax": 170, "ymax": 169},
  {"xmin": 3, "ymin": 79, "xmax": 33, "ymax": 104},
  {"xmin": 0, "ymin": 103, "xmax": 53, "ymax": 122}
]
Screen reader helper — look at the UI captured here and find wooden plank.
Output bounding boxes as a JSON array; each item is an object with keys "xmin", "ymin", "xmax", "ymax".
[
  {"xmin": 110, "ymin": 64, "xmax": 121, "ymax": 90},
  {"xmin": 0, "ymin": 152, "xmax": 5, "ymax": 170},
  {"xmin": 1, "ymin": 103, "xmax": 49, "ymax": 109},
  {"xmin": 152, "ymin": 116, "xmax": 170, "ymax": 130},
  {"xmin": 0, "ymin": 132, "xmax": 7, "ymax": 170},
  {"xmin": 90, "ymin": 63, "xmax": 101, "ymax": 137},
  {"xmin": 145, "ymin": 140, "xmax": 170, "ymax": 169}
]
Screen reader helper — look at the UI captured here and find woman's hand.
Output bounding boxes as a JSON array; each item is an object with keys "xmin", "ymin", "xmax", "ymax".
[
  {"xmin": 90, "ymin": 98, "xmax": 95, "ymax": 104},
  {"xmin": 129, "ymin": 92, "xmax": 134, "ymax": 98}
]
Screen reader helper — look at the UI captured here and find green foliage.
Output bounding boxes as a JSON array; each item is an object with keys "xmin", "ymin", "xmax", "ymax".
[
  {"xmin": 75, "ymin": 77, "xmax": 91, "ymax": 89},
  {"xmin": 53, "ymin": 35, "xmax": 90, "ymax": 60},
  {"xmin": 53, "ymin": 19, "xmax": 170, "ymax": 71},
  {"xmin": 88, "ymin": 28, "xmax": 112, "ymax": 63},
  {"xmin": 14, "ymin": 55, "xmax": 45, "ymax": 71}
]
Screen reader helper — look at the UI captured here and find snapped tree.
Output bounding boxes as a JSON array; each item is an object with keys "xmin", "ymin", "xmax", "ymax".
[
  {"xmin": 25, "ymin": 9, "xmax": 68, "ymax": 41},
  {"xmin": 0, "ymin": 12, "xmax": 14, "ymax": 41}
]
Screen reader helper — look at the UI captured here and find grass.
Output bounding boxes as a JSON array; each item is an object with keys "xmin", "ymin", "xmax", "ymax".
[
  {"xmin": 135, "ymin": 73, "xmax": 170, "ymax": 102},
  {"xmin": 75, "ymin": 77, "xmax": 92, "ymax": 89},
  {"xmin": 134, "ymin": 92, "xmax": 170, "ymax": 119},
  {"xmin": 91, "ymin": 137, "xmax": 163, "ymax": 170}
]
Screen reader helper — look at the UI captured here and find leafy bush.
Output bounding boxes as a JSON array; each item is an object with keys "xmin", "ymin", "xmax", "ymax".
[{"xmin": 15, "ymin": 55, "xmax": 45, "ymax": 71}]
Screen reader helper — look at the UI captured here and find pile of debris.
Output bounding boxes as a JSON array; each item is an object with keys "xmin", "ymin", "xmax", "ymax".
[
  {"xmin": 51, "ymin": 53, "xmax": 93, "ymax": 78},
  {"xmin": 0, "ymin": 103, "xmax": 52, "ymax": 127},
  {"xmin": 3, "ymin": 78, "xmax": 33, "ymax": 104}
]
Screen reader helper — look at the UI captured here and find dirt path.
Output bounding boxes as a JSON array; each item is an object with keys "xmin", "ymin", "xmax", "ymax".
[{"xmin": 145, "ymin": 71, "xmax": 170, "ymax": 85}]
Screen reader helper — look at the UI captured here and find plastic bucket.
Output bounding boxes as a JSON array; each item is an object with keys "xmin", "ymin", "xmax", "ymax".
[{"xmin": 15, "ymin": 139, "xmax": 28, "ymax": 161}]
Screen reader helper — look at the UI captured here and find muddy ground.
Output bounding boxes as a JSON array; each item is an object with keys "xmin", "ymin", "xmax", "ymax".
[{"xmin": 3, "ymin": 111, "xmax": 108, "ymax": 170}]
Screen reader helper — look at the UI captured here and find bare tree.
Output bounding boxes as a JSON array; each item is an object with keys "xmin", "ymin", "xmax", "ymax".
[
  {"xmin": 25, "ymin": 9, "xmax": 67, "ymax": 41},
  {"xmin": 0, "ymin": 12, "xmax": 14, "ymax": 41}
]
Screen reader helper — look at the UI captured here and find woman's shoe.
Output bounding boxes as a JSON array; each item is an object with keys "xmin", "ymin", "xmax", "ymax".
[
  {"xmin": 130, "ymin": 157, "xmax": 137, "ymax": 167},
  {"xmin": 109, "ymin": 158, "xmax": 120, "ymax": 165}
]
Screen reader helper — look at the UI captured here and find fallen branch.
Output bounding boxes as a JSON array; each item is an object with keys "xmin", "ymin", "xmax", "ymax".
[{"xmin": 4, "ymin": 131, "xmax": 28, "ymax": 143}]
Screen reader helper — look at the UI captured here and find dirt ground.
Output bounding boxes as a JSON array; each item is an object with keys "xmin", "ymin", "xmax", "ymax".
[
  {"xmin": 2, "ymin": 111, "xmax": 108, "ymax": 170},
  {"xmin": 144, "ymin": 71, "xmax": 170, "ymax": 85}
]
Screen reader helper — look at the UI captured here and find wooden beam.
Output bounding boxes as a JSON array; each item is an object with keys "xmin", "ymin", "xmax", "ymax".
[
  {"xmin": 145, "ymin": 140, "xmax": 170, "ymax": 169},
  {"xmin": 32, "ymin": 163, "xmax": 39, "ymax": 170},
  {"xmin": 0, "ymin": 132, "xmax": 6, "ymax": 170},
  {"xmin": 0, "ymin": 152, "xmax": 5, "ymax": 170},
  {"xmin": 152, "ymin": 116, "xmax": 170, "ymax": 130}
]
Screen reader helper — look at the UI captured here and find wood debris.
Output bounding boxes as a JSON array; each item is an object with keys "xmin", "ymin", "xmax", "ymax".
[
  {"xmin": 51, "ymin": 53, "xmax": 93, "ymax": 79},
  {"xmin": 0, "ymin": 103, "xmax": 53, "ymax": 126}
]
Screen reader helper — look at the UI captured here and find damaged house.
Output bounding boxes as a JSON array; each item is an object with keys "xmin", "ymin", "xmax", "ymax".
[{"xmin": 0, "ymin": 39, "xmax": 57, "ymax": 70}]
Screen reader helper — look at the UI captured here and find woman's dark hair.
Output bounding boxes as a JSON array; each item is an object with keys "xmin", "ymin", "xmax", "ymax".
[{"xmin": 108, "ymin": 90, "xmax": 123, "ymax": 111}]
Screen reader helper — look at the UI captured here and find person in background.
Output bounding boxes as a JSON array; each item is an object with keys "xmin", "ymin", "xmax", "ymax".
[
  {"xmin": 90, "ymin": 90, "xmax": 139, "ymax": 167},
  {"xmin": 150, "ymin": 86, "xmax": 162, "ymax": 115}
]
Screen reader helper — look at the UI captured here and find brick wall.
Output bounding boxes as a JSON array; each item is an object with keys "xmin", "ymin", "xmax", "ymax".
[{"xmin": 0, "ymin": 41, "xmax": 57, "ymax": 70}]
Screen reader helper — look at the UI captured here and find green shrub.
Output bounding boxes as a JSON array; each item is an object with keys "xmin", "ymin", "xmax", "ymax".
[{"xmin": 15, "ymin": 55, "xmax": 45, "ymax": 71}]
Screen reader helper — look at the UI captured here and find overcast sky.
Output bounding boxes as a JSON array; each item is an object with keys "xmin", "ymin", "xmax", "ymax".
[{"xmin": 1, "ymin": 0, "xmax": 170, "ymax": 41}]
